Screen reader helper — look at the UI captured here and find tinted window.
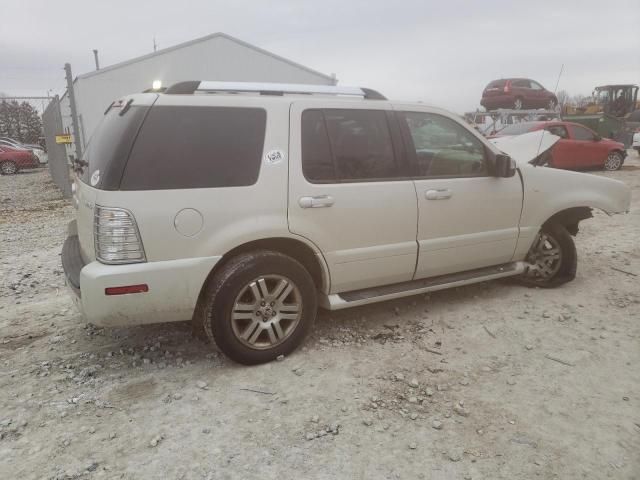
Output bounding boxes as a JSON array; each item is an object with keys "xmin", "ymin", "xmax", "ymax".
[
  {"xmin": 78, "ymin": 105, "xmax": 150, "ymax": 188},
  {"xmin": 486, "ymin": 80, "xmax": 505, "ymax": 89},
  {"xmin": 572, "ymin": 125, "xmax": 596, "ymax": 141},
  {"xmin": 301, "ymin": 110, "xmax": 336, "ymax": 182},
  {"xmin": 545, "ymin": 125, "xmax": 568, "ymax": 139},
  {"xmin": 511, "ymin": 79, "xmax": 531, "ymax": 88},
  {"xmin": 121, "ymin": 106, "xmax": 266, "ymax": 190},
  {"xmin": 402, "ymin": 112, "xmax": 487, "ymax": 177},
  {"xmin": 530, "ymin": 81, "xmax": 544, "ymax": 90},
  {"xmin": 302, "ymin": 109, "xmax": 401, "ymax": 182}
]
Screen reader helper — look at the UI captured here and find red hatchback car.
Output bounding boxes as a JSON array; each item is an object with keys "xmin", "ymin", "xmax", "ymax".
[
  {"xmin": 493, "ymin": 121, "xmax": 627, "ymax": 170},
  {"xmin": 0, "ymin": 145, "xmax": 40, "ymax": 175},
  {"xmin": 481, "ymin": 78, "xmax": 558, "ymax": 111}
]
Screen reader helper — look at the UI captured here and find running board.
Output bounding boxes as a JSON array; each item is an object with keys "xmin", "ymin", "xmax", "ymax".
[{"xmin": 322, "ymin": 262, "xmax": 526, "ymax": 310}]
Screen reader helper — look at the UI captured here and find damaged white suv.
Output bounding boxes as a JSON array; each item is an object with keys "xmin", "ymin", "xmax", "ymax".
[{"xmin": 62, "ymin": 81, "xmax": 631, "ymax": 364}]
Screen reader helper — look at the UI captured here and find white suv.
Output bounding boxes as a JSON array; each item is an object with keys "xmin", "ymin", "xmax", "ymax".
[{"xmin": 62, "ymin": 81, "xmax": 631, "ymax": 364}]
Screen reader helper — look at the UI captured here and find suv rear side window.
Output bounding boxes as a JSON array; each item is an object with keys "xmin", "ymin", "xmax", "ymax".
[
  {"xmin": 301, "ymin": 109, "xmax": 401, "ymax": 182},
  {"xmin": 120, "ymin": 106, "xmax": 266, "ymax": 190},
  {"xmin": 401, "ymin": 112, "xmax": 487, "ymax": 177}
]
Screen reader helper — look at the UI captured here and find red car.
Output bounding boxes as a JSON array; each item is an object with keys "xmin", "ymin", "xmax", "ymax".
[
  {"xmin": 481, "ymin": 78, "xmax": 558, "ymax": 111},
  {"xmin": 493, "ymin": 121, "xmax": 627, "ymax": 170},
  {"xmin": 0, "ymin": 145, "xmax": 40, "ymax": 175}
]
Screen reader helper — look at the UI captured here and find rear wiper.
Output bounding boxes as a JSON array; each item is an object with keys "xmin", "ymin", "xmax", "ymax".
[{"xmin": 119, "ymin": 99, "xmax": 134, "ymax": 116}]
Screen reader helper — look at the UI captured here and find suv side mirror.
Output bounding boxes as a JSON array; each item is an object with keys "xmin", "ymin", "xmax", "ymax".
[
  {"xmin": 494, "ymin": 153, "xmax": 516, "ymax": 177},
  {"xmin": 593, "ymin": 134, "xmax": 601, "ymax": 141}
]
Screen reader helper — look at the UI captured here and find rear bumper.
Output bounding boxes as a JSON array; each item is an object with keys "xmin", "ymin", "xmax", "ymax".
[{"xmin": 61, "ymin": 234, "xmax": 221, "ymax": 327}]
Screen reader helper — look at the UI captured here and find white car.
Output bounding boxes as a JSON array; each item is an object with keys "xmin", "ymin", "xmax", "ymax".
[
  {"xmin": 633, "ymin": 130, "xmax": 640, "ymax": 153},
  {"xmin": 61, "ymin": 81, "xmax": 631, "ymax": 364}
]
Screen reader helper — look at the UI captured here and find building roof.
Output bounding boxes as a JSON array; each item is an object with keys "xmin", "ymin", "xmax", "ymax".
[{"xmin": 77, "ymin": 32, "xmax": 335, "ymax": 83}]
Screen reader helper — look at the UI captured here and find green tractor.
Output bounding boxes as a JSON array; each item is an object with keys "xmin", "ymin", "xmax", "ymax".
[{"xmin": 563, "ymin": 84, "xmax": 639, "ymax": 147}]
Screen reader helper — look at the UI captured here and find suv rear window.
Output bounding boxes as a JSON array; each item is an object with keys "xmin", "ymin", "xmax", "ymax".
[
  {"xmin": 121, "ymin": 106, "xmax": 266, "ymax": 190},
  {"xmin": 486, "ymin": 80, "xmax": 506, "ymax": 89},
  {"xmin": 78, "ymin": 105, "xmax": 151, "ymax": 189}
]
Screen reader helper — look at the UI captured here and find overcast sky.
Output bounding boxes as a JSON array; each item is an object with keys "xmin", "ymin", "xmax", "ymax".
[{"xmin": 1, "ymin": 0, "xmax": 639, "ymax": 113}]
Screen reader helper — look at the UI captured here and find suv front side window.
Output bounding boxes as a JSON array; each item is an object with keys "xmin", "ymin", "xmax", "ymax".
[
  {"xmin": 301, "ymin": 109, "xmax": 402, "ymax": 183},
  {"xmin": 530, "ymin": 81, "xmax": 544, "ymax": 90},
  {"xmin": 400, "ymin": 112, "xmax": 488, "ymax": 178}
]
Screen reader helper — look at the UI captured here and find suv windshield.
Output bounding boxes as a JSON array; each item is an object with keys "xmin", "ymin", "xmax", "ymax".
[{"xmin": 77, "ymin": 104, "xmax": 151, "ymax": 189}]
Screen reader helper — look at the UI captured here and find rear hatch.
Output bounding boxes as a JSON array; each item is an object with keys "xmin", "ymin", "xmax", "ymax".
[
  {"xmin": 73, "ymin": 95, "xmax": 156, "ymax": 262},
  {"xmin": 483, "ymin": 79, "xmax": 507, "ymax": 97}
]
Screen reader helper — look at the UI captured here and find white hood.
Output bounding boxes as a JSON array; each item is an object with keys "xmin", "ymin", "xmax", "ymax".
[{"xmin": 489, "ymin": 130, "xmax": 560, "ymax": 165}]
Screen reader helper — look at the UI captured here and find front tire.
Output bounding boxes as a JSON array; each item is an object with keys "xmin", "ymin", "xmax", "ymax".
[
  {"xmin": 519, "ymin": 223, "xmax": 577, "ymax": 288},
  {"xmin": 201, "ymin": 250, "xmax": 317, "ymax": 365},
  {"xmin": 604, "ymin": 152, "xmax": 623, "ymax": 171},
  {"xmin": 0, "ymin": 160, "xmax": 18, "ymax": 175}
]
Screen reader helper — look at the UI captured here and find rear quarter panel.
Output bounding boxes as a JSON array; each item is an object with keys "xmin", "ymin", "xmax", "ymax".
[{"xmin": 92, "ymin": 95, "xmax": 294, "ymax": 262}]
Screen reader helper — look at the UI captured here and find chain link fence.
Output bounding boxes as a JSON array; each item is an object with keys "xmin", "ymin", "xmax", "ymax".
[{"xmin": 42, "ymin": 96, "xmax": 72, "ymax": 198}]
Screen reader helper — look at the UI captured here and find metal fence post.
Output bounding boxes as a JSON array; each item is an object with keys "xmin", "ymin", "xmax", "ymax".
[{"xmin": 64, "ymin": 63, "xmax": 83, "ymax": 161}]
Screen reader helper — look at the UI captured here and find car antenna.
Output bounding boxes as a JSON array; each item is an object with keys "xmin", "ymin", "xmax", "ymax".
[{"xmin": 534, "ymin": 64, "xmax": 564, "ymax": 166}]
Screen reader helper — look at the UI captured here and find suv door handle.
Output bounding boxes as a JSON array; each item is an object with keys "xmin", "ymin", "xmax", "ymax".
[
  {"xmin": 299, "ymin": 195, "xmax": 335, "ymax": 209},
  {"xmin": 425, "ymin": 189, "xmax": 452, "ymax": 200}
]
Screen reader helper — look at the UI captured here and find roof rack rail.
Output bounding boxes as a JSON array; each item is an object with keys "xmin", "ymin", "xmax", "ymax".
[{"xmin": 163, "ymin": 81, "xmax": 387, "ymax": 100}]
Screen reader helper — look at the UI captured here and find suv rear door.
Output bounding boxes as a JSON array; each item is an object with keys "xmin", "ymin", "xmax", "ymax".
[
  {"xmin": 395, "ymin": 106, "xmax": 523, "ymax": 278},
  {"xmin": 288, "ymin": 101, "xmax": 418, "ymax": 294}
]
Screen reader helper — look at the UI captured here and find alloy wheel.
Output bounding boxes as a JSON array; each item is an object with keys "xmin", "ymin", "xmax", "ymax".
[
  {"xmin": 230, "ymin": 274, "xmax": 302, "ymax": 350},
  {"xmin": 604, "ymin": 153, "xmax": 622, "ymax": 171},
  {"xmin": 1, "ymin": 161, "xmax": 17, "ymax": 175},
  {"xmin": 514, "ymin": 98, "xmax": 523, "ymax": 110},
  {"xmin": 525, "ymin": 232, "xmax": 563, "ymax": 281}
]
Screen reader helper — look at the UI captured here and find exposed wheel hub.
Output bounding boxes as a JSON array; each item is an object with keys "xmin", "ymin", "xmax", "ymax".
[{"xmin": 525, "ymin": 232, "xmax": 562, "ymax": 280}]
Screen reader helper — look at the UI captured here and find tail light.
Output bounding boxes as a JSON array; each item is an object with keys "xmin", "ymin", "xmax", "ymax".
[
  {"xmin": 504, "ymin": 81, "xmax": 511, "ymax": 93},
  {"xmin": 94, "ymin": 206, "xmax": 146, "ymax": 264}
]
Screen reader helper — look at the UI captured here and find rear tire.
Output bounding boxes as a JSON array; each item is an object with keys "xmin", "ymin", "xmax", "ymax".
[
  {"xmin": 513, "ymin": 97, "xmax": 523, "ymax": 110},
  {"xmin": 604, "ymin": 152, "xmax": 623, "ymax": 171},
  {"xmin": 519, "ymin": 223, "xmax": 577, "ymax": 288},
  {"xmin": 201, "ymin": 250, "xmax": 317, "ymax": 365},
  {"xmin": 0, "ymin": 160, "xmax": 18, "ymax": 175}
]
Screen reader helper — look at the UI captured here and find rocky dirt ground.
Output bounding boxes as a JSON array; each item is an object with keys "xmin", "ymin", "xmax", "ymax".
[{"xmin": 1, "ymin": 157, "xmax": 639, "ymax": 480}]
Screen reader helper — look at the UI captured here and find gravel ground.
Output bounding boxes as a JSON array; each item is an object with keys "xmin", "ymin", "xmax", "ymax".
[{"xmin": 1, "ymin": 157, "xmax": 639, "ymax": 480}]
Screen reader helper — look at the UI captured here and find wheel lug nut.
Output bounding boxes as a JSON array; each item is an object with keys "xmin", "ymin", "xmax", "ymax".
[
  {"xmin": 261, "ymin": 301, "xmax": 265, "ymax": 306},
  {"xmin": 270, "ymin": 302, "xmax": 275, "ymax": 306},
  {"xmin": 272, "ymin": 311, "xmax": 277, "ymax": 317}
]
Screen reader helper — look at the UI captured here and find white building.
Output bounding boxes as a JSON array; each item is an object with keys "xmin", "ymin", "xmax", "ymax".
[{"xmin": 60, "ymin": 32, "xmax": 335, "ymax": 153}]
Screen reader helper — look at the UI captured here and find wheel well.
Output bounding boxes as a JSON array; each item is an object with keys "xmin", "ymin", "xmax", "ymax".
[
  {"xmin": 196, "ymin": 238, "xmax": 327, "ymax": 310},
  {"xmin": 544, "ymin": 207, "xmax": 593, "ymax": 236}
]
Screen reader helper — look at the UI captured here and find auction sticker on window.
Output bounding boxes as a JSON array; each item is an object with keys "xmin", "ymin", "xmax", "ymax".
[
  {"xmin": 264, "ymin": 149, "xmax": 285, "ymax": 165},
  {"xmin": 90, "ymin": 170, "xmax": 100, "ymax": 186}
]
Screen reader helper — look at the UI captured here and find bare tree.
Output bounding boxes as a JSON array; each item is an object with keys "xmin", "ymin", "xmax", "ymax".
[{"xmin": 556, "ymin": 90, "xmax": 570, "ymax": 108}]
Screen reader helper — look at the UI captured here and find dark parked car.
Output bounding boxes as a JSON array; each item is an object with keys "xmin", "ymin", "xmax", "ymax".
[
  {"xmin": 491, "ymin": 121, "xmax": 626, "ymax": 171},
  {"xmin": 481, "ymin": 78, "xmax": 558, "ymax": 111},
  {"xmin": 0, "ymin": 145, "xmax": 40, "ymax": 175}
]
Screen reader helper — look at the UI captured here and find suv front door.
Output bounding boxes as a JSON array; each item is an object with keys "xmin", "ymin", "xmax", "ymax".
[
  {"xmin": 396, "ymin": 108, "xmax": 523, "ymax": 279},
  {"xmin": 288, "ymin": 102, "xmax": 418, "ymax": 294}
]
